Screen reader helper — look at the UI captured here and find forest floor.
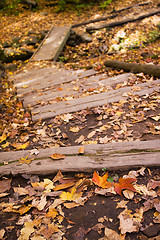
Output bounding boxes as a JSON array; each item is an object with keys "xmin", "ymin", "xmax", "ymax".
[{"xmin": 0, "ymin": 0, "xmax": 160, "ymax": 239}]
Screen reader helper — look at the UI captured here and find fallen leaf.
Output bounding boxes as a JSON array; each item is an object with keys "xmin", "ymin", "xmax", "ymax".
[
  {"xmin": 151, "ymin": 115, "xmax": 160, "ymax": 121},
  {"xmin": 92, "ymin": 171, "xmax": 113, "ymax": 189},
  {"xmin": 40, "ymin": 223, "xmax": 59, "ymax": 238},
  {"xmin": 60, "ymin": 113, "xmax": 73, "ymax": 122},
  {"xmin": 49, "ymin": 153, "xmax": 66, "ymax": 160},
  {"xmin": 20, "ymin": 132, "xmax": 29, "ymax": 142},
  {"xmin": 0, "ymin": 229, "xmax": 5, "ymax": 239},
  {"xmin": 104, "ymin": 227, "xmax": 125, "ymax": 240},
  {"xmin": 46, "ymin": 208, "xmax": 58, "ymax": 219},
  {"xmin": 123, "ymin": 189, "xmax": 134, "ymax": 199},
  {"xmin": 32, "ymin": 196, "xmax": 47, "ymax": 211},
  {"xmin": 75, "ymin": 135, "xmax": 85, "ymax": 144},
  {"xmin": 18, "ymin": 156, "xmax": 33, "ymax": 165},
  {"xmin": 114, "ymin": 178, "xmax": 136, "ymax": 196},
  {"xmin": 0, "ymin": 179, "xmax": 11, "ymax": 193},
  {"xmin": 118, "ymin": 209, "xmax": 141, "ymax": 234},
  {"xmin": 60, "ymin": 187, "xmax": 82, "ymax": 201},
  {"xmin": 13, "ymin": 187, "xmax": 29, "ymax": 196},
  {"xmin": 31, "ymin": 235, "xmax": 46, "ymax": 240},
  {"xmin": 116, "ymin": 200, "xmax": 128, "ymax": 209},
  {"xmin": 78, "ymin": 146, "xmax": 85, "ymax": 154},
  {"xmin": 53, "ymin": 182, "xmax": 75, "ymax": 191},
  {"xmin": 29, "ymin": 149, "xmax": 39, "ymax": 155},
  {"xmin": 70, "ymin": 126, "xmax": 80, "ymax": 132},
  {"xmin": 134, "ymin": 184, "xmax": 157, "ymax": 197},
  {"xmin": 0, "ymin": 132, "xmax": 7, "ymax": 143},
  {"xmin": 18, "ymin": 222, "xmax": 35, "ymax": 240},
  {"xmin": 87, "ymin": 130, "xmax": 96, "ymax": 138},
  {"xmin": 11, "ymin": 141, "xmax": 29, "ymax": 150},
  {"xmin": 0, "ymin": 193, "xmax": 9, "ymax": 198}
]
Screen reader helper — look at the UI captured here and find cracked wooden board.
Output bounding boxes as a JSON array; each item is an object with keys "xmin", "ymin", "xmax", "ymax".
[
  {"xmin": 31, "ymin": 26, "xmax": 71, "ymax": 61},
  {"xmin": 32, "ymin": 79, "xmax": 160, "ymax": 121},
  {"xmin": 22, "ymin": 73, "xmax": 134, "ymax": 107},
  {"xmin": 15, "ymin": 69, "xmax": 96, "ymax": 96},
  {"xmin": 0, "ymin": 140, "xmax": 160, "ymax": 175}
]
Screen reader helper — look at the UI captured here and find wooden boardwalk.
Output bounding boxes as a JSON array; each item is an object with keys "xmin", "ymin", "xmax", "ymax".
[{"xmin": 5, "ymin": 25, "xmax": 160, "ymax": 175}]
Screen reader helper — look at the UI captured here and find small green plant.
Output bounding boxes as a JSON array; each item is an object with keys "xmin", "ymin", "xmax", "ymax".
[
  {"xmin": 149, "ymin": 29, "xmax": 160, "ymax": 42},
  {"xmin": 100, "ymin": 0, "xmax": 112, "ymax": 8},
  {"xmin": 58, "ymin": 56, "xmax": 68, "ymax": 62}
]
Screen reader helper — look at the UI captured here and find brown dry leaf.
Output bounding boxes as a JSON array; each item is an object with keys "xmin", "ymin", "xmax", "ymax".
[
  {"xmin": 116, "ymin": 200, "xmax": 128, "ymax": 209},
  {"xmin": 18, "ymin": 222, "xmax": 35, "ymax": 240},
  {"xmin": 151, "ymin": 115, "xmax": 160, "ymax": 121},
  {"xmin": 20, "ymin": 132, "xmax": 29, "ymax": 142},
  {"xmin": 134, "ymin": 184, "xmax": 157, "ymax": 197},
  {"xmin": 0, "ymin": 192, "xmax": 10, "ymax": 198},
  {"xmin": 60, "ymin": 113, "xmax": 73, "ymax": 122},
  {"xmin": 118, "ymin": 208, "xmax": 142, "ymax": 234},
  {"xmin": 78, "ymin": 146, "xmax": 85, "ymax": 154},
  {"xmin": 49, "ymin": 153, "xmax": 66, "ymax": 160},
  {"xmin": 12, "ymin": 141, "xmax": 29, "ymax": 150},
  {"xmin": 13, "ymin": 187, "xmax": 29, "ymax": 196},
  {"xmin": 32, "ymin": 196, "xmax": 47, "ymax": 211},
  {"xmin": 63, "ymin": 202, "xmax": 80, "ymax": 209},
  {"xmin": 123, "ymin": 189, "xmax": 134, "ymax": 199},
  {"xmin": 103, "ymin": 227, "xmax": 125, "ymax": 240},
  {"xmin": 54, "ymin": 182, "xmax": 75, "ymax": 191},
  {"xmin": 87, "ymin": 130, "xmax": 96, "ymax": 138},
  {"xmin": 40, "ymin": 223, "xmax": 59, "ymax": 239},
  {"xmin": 0, "ymin": 179, "xmax": 11, "ymax": 193},
  {"xmin": 52, "ymin": 170, "xmax": 64, "ymax": 183},
  {"xmin": 0, "ymin": 229, "xmax": 5, "ymax": 239},
  {"xmin": 75, "ymin": 135, "xmax": 85, "ymax": 144},
  {"xmin": 17, "ymin": 205, "xmax": 32, "ymax": 215},
  {"xmin": 70, "ymin": 126, "xmax": 80, "ymax": 132},
  {"xmin": 31, "ymin": 235, "xmax": 46, "ymax": 240}
]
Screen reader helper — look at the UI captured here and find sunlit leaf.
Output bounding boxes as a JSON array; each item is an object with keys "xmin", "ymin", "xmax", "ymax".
[
  {"xmin": 92, "ymin": 171, "xmax": 113, "ymax": 189},
  {"xmin": 18, "ymin": 222, "xmax": 34, "ymax": 240},
  {"xmin": 11, "ymin": 141, "xmax": 29, "ymax": 150},
  {"xmin": 0, "ymin": 132, "xmax": 7, "ymax": 143},
  {"xmin": 114, "ymin": 178, "xmax": 136, "ymax": 196},
  {"xmin": 78, "ymin": 146, "xmax": 85, "ymax": 154},
  {"xmin": 70, "ymin": 126, "xmax": 80, "ymax": 132},
  {"xmin": 49, "ymin": 153, "xmax": 66, "ymax": 160},
  {"xmin": 13, "ymin": 187, "xmax": 29, "ymax": 196},
  {"xmin": 60, "ymin": 187, "xmax": 82, "ymax": 201}
]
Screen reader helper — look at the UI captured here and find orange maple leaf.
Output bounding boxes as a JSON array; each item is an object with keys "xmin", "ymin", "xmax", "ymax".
[
  {"xmin": 92, "ymin": 171, "xmax": 113, "ymax": 188},
  {"xmin": 114, "ymin": 178, "xmax": 136, "ymax": 196}
]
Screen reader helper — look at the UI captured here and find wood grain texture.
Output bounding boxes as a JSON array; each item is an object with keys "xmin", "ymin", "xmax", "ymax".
[
  {"xmin": 32, "ymin": 79, "xmax": 160, "ymax": 121},
  {"xmin": 0, "ymin": 140, "xmax": 159, "ymax": 175}
]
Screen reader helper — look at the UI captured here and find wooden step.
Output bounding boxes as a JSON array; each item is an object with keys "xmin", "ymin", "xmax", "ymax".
[
  {"xmin": 31, "ymin": 26, "xmax": 71, "ymax": 61},
  {"xmin": 32, "ymin": 79, "xmax": 160, "ymax": 121},
  {"xmin": 0, "ymin": 140, "xmax": 160, "ymax": 175}
]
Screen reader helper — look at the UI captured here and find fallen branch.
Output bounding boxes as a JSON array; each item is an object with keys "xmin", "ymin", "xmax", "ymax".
[
  {"xmin": 111, "ymin": 1, "xmax": 151, "ymax": 14},
  {"xmin": 86, "ymin": 9, "xmax": 160, "ymax": 32},
  {"xmin": 71, "ymin": 14, "xmax": 117, "ymax": 28},
  {"xmin": 104, "ymin": 60, "xmax": 160, "ymax": 77}
]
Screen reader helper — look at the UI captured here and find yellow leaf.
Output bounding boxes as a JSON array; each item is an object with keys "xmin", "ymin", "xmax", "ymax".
[
  {"xmin": 0, "ymin": 132, "xmax": 7, "ymax": 143},
  {"xmin": 12, "ymin": 141, "xmax": 29, "ymax": 150},
  {"xmin": 87, "ymin": 131, "xmax": 96, "ymax": 138},
  {"xmin": 78, "ymin": 146, "xmax": 85, "ymax": 154},
  {"xmin": 22, "ymin": 85, "xmax": 28, "ymax": 88},
  {"xmin": 60, "ymin": 187, "xmax": 82, "ymax": 201},
  {"xmin": 46, "ymin": 208, "xmax": 57, "ymax": 219},
  {"xmin": 70, "ymin": 126, "xmax": 80, "ymax": 132},
  {"xmin": 18, "ymin": 156, "xmax": 33, "ymax": 165},
  {"xmin": 151, "ymin": 115, "xmax": 160, "ymax": 121},
  {"xmin": 1, "ymin": 142, "xmax": 10, "ymax": 148}
]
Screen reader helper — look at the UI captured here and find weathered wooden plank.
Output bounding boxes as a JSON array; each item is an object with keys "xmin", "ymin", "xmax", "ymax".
[
  {"xmin": 32, "ymin": 79, "xmax": 160, "ymax": 121},
  {"xmin": 23, "ymin": 73, "xmax": 134, "ymax": 107},
  {"xmin": 16, "ymin": 69, "xmax": 96, "ymax": 96},
  {"xmin": 0, "ymin": 152, "xmax": 159, "ymax": 176},
  {"xmin": 31, "ymin": 26, "xmax": 71, "ymax": 61},
  {"xmin": 0, "ymin": 140, "xmax": 160, "ymax": 175},
  {"xmin": 0, "ymin": 139, "xmax": 159, "ymax": 163}
]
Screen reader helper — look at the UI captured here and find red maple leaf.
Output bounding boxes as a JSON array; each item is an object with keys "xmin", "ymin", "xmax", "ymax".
[{"xmin": 114, "ymin": 177, "xmax": 136, "ymax": 196}]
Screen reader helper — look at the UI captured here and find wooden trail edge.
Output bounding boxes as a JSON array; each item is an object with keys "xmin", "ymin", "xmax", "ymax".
[
  {"xmin": 0, "ymin": 140, "xmax": 160, "ymax": 176},
  {"xmin": 104, "ymin": 60, "xmax": 160, "ymax": 78},
  {"xmin": 86, "ymin": 9, "xmax": 160, "ymax": 32}
]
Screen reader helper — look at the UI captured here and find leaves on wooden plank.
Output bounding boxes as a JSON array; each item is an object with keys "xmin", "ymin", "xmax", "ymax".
[
  {"xmin": 78, "ymin": 146, "xmax": 85, "ymax": 154},
  {"xmin": 92, "ymin": 171, "xmax": 113, "ymax": 189},
  {"xmin": 114, "ymin": 178, "xmax": 136, "ymax": 196},
  {"xmin": 49, "ymin": 153, "xmax": 66, "ymax": 160}
]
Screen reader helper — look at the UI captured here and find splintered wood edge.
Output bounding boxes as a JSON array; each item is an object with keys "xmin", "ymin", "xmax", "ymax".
[{"xmin": 0, "ymin": 140, "xmax": 160, "ymax": 176}]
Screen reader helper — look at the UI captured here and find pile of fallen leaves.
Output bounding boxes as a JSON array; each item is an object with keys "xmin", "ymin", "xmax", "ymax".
[{"xmin": 0, "ymin": 167, "xmax": 160, "ymax": 239}]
